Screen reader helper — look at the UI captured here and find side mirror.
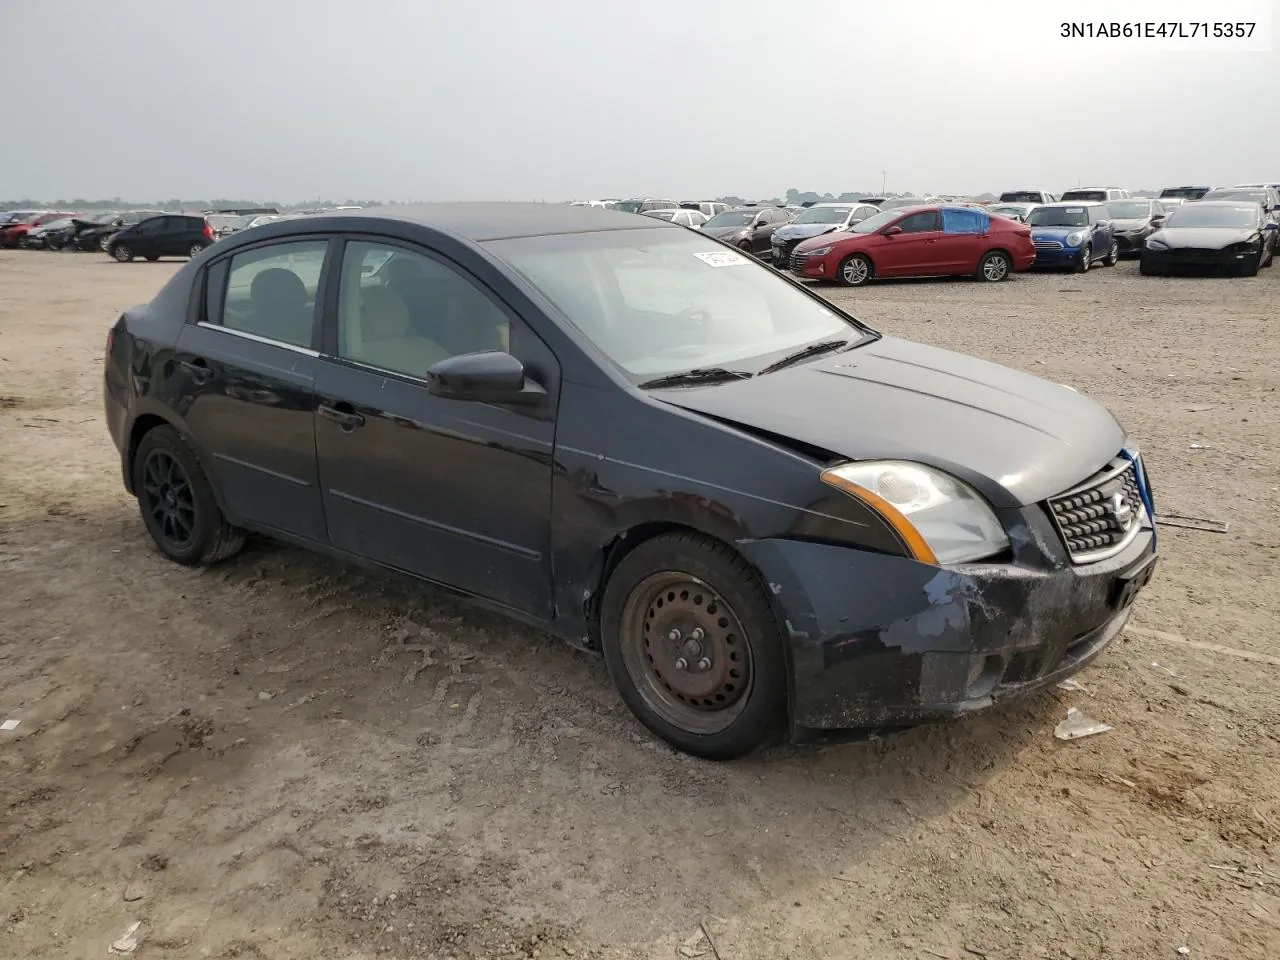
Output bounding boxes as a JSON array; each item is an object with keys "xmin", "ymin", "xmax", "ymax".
[
  {"xmin": 426, "ymin": 351, "xmax": 546, "ymax": 406},
  {"xmin": 882, "ymin": 225, "xmax": 903, "ymax": 237}
]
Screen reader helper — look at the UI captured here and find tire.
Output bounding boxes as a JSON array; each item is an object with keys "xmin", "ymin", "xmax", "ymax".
[
  {"xmin": 1104, "ymin": 241, "xmax": 1119, "ymax": 266},
  {"xmin": 976, "ymin": 250, "xmax": 1011, "ymax": 282},
  {"xmin": 1074, "ymin": 244, "xmax": 1092, "ymax": 273},
  {"xmin": 112, "ymin": 244, "xmax": 133, "ymax": 263},
  {"xmin": 737, "ymin": 241, "xmax": 753, "ymax": 258},
  {"xmin": 99, "ymin": 234, "xmax": 113, "ymax": 252},
  {"xmin": 145, "ymin": 255, "xmax": 160, "ymax": 262},
  {"xmin": 132, "ymin": 425, "xmax": 244, "ymax": 566},
  {"xmin": 836, "ymin": 254, "xmax": 873, "ymax": 286},
  {"xmin": 600, "ymin": 532, "xmax": 787, "ymax": 760},
  {"xmin": 1261, "ymin": 243, "xmax": 1274, "ymax": 268},
  {"xmin": 189, "ymin": 243, "xmax": 205, "ymax": 259}
]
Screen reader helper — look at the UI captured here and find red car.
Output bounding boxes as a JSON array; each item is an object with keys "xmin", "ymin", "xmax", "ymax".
[
  {"xmin": 0, "ymin": 211, "xmax": 80, "ymax": 248},
  {"xmin": 789, "ymin": 204, "xmax": 1036, "ymax": 286}
]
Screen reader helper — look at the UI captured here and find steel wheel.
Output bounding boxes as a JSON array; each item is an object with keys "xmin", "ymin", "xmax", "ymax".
[
  {"xmin": 139, "ymin": 450, "xmax": 197, "ymax": 551},
  {"xmin": 980, "ymin": 252, "xmax": 1010, "ymax": 281},
  {"xmin": 840, "ymin": 255, "xmax": 870, "ymax": 285},
  {"xmin": 617, "ymin": 571, "xmax": 753, "ymax": 736}
]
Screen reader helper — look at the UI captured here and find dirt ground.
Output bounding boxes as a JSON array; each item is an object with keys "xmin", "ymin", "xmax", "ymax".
[{"xmin": 1, "ymin": 250, "xmax": 1278, "ymax": 960}]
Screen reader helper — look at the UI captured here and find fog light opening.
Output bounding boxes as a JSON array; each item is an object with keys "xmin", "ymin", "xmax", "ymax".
[{"xmin": 966, "ymin": 654, "xmax": 1004, "ymax": 700}]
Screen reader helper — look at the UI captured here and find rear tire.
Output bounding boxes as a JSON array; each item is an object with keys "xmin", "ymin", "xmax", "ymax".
[
  {"xmin": 837, "ymin": 254, "xmax": 873, "ymax": 286},
  {"xmin": 976, "ymin": 250, "xmax": 1011, "ymax": 282},
  {"xmin": 112, "ymin": 244, "xmax": 133, "ymax": 263},
  {"xmin": 600, "ymin": 532, "xmax": 787, "ymax": 760},
  {"xmin": 189, "ymin": 243, "xmax": 205, "ymax": 259},
  {"xmin": 133, "ymin": 425, "xmax": 244, "ymax": 566}
]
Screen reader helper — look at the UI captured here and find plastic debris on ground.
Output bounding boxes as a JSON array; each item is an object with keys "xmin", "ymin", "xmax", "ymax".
[
  {"xmin": 108, "ymin": 921, "xmax": 143, "ymax": 955},
  {"xmin": 1056, "ymin": 678, "xmax": 1088, "ymax": 693},
  {"xmin": 1054, "ymin": 706, "xmax": 1113, "ymax": 741},
  {"xmin": 1, "ymin": 719, "xmax": 19, "ymax": 732}
]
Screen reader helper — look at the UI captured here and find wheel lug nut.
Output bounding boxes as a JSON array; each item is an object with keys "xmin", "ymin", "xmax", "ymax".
[
  {"xmin": 668, "ymin": 629, "xmax": 682, "ymax": 642},
  {"xmin": 697, "ymin": 657, "xmax": 712, "ymax": 672},
  {"xmin": 674, "ymin": 657, "xmax": 688, "ymax": 671},
  {"xmin": 690, "ymin": 627, "xmax": 705, "ymax": 641}
]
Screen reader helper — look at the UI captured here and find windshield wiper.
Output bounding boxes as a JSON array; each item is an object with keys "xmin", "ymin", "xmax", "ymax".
[
  {"xmin": 757, "ymin": 338, "xmax": 852, "ymax": 376},
  {"xmin": 638, "ymin": 367, "xmax": 753, "ymax": 389}
]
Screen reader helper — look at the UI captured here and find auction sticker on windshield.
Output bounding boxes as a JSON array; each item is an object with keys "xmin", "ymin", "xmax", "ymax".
[
  {"xmin": 1065, "ymin": 207, "xmax": 1085, "ymax": 213},
  {"xmin": 693, "ymin": 251, "xmax": 750, "ymax": 267}
]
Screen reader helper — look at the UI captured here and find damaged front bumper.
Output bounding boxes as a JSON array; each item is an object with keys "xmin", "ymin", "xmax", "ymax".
[{"xmin": 739, "ymin": 524, "xmax": 1156, "ymax": 737}]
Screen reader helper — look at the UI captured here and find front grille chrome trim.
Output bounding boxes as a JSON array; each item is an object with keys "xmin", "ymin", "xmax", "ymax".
[{"xmin": 1046, "ymin": 456, "xmax": 1148, "ymax": 564}]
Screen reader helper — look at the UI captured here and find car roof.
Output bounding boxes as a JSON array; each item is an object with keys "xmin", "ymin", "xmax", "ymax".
[
  {"xmin": 269, "ymin": 202, "xmax": 677, "ymax": 241},
  {"xmin": 1042, "ymin": 200, "xmax": 1105, "ymax": 207}
]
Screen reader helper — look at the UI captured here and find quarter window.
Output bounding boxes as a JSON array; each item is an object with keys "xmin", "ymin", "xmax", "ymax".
[
  {"xmin": 219, "ymin": 240, "xmax": 327, "ymax": 348},
  {"xmin": 336, "ymin": 241, "xmax": 510, "ymax": 379}
]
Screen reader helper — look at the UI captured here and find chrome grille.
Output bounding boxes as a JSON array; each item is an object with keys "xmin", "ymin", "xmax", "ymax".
[
  {"xmin": 1033, "ymin": 238, "xmax": 1064, "ymax": 250},
  {"xmin": 1047, "ymin": 457, "xmax": 1145, "ymax": 562}
]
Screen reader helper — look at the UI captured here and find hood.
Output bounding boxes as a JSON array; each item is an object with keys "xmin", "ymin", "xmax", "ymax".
[
  {"xmin": 796, "ymin": 230, "xmax": 856, "ymax": 252},
  {"xmin": 1030, "ymin": 225, "xmax": 1087, "ymax": 240},
  {"xmin": 1110, "ymin": 218, "xmax": 1150, "ymax": 230},
  {"xmin": 654, "ymin": 336, "xmax": 1124, "ymax": 508},
  {"xmin": 701, "ymin": 225, "xmax": 749, "ymax": 240},
  {"xmin": 1152, "ymin": 226, "xmax": 1256, "ymax": 249},
  {"xmin": 773, "ymin": 223, "xmax": 838, "ymax": 241}
]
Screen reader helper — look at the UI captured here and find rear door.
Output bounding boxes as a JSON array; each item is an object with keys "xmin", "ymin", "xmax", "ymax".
[
  {"xmin": 312, "ymin": 237, "xmax": 558, "ymax": 617},
  {"xmin": 874, "ymin": 209, "xmax": 941, "ymax": 276},
  {"xmin": 934, "ymin": 207, "xmax": 991, "ymax": 273},
  {"xmin": 173, "ymin": 236, "xmax": 332, "ymax": 541}
]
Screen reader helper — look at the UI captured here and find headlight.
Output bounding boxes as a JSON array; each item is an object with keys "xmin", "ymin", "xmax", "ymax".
[
  {"xmin": 1145, "ymin": 238, "xmax": 1168, "ymax": 250},
  {"xmin": 1066, "ymin": 232, "xmax": 1084, "ymax": 246},
  {"xmin": 820, "ymin": 461, "xmax": 1009, "ymax": 565},
  {"xmin": 805, "ymin": 246, "xmax": 832, "ymax": 256},
  {"xmin": 1225, "ymin": 241, "xmax": 1259, "ymax": 253}
]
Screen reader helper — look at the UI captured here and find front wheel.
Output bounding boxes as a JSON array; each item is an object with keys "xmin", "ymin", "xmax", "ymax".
[
  {"xmin": 837, "ymin": 254, "xmax": 873, "ymax": 286},
  {"xmin": 133, "ymin": 425, "xmax": 245, "ymax": 566},
  {"xmin": 1074, "ymin": 244, "xmax": 1092, "ymax": 273},
  {"xmin": 977, "ymin": 250, "xmax": 1011, "ymax": 282},
  {"xmin": 1104, "ymin": 241, "xmax": 1119, "ymax": 266},
  {"xmin": 112, "ymin": 244, "xmax": 133, "ymax": 263},
  {"xmin": 99, "ymin": 235, "xmax": 113, "ymax": 252},
  {"xmin": 600, "ymin": 533, "xmax": 787, "ymax": 760}
]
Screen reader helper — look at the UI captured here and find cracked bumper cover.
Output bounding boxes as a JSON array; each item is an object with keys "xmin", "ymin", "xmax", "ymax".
[{"xmin": 738, "ymin": 528, "xmax": 1156, "ymax": 734}]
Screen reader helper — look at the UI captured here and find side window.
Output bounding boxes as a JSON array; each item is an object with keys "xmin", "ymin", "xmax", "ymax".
[
  {"xmin": 896, "ymin": 211, "xmax": 939, "ymax": 233},
  {"xmin": 337, "ymin": 241, "xmax": 511, "ymax": 379},
  {"xmin": 134, "ymin": 218, "xmax": 160, "ymax": 237},
  {"xmin": 940, "ymin": 208, "xmax": 989, "ymax": 234},
  {"xmin": 218, "ymin": 240, "xmax": 327, "ymax": 349}
]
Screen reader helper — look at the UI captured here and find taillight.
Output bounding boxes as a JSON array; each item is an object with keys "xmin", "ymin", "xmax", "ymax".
[{"xmin": 202, "ymin": 221, "xmax": 214, "ymax": 241}]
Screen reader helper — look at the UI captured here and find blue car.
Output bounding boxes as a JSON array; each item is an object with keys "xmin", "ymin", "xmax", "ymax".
[{"xmin": 1028, "ymin": 202, "xmax": 1118, "ymax": 272}]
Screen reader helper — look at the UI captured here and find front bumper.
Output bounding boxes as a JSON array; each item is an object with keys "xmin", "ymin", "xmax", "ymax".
[
  {"xmin": 739, "ymin": 527, "xmax": 1156, "ymax": 735},
  {"xmin": 1142, "ymin": 247, "xmax": 1258, "ymax": 271},
  {"xmin": 1033, "ymin": 244, "xmax": 1084, "ymax": 266}
]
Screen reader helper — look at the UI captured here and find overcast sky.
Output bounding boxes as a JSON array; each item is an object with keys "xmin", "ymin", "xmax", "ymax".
[{"xmin": 3, "ymin": 0, "xmax": 1276, "ymax": 202}]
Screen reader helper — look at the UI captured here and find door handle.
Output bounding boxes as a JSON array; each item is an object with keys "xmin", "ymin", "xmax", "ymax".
[
  {"xmin": 318, "ymin": 402, "xmax": 365, "ymax": 431},
  {"xmin": 180, "ymin": 358, "xmax": 212, "ymax": 384}
]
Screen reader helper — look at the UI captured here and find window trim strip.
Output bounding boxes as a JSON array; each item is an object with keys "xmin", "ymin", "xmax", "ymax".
[{"xmin": 196, "ymin": 321, "xmax": 320, "ymax": 357}]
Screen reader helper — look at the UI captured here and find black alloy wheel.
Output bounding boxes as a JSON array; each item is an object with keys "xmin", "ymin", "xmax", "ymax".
[
  {"xmin": 133, "ymin": 425, "xmax": 244, "ymax": 565},
  {"xmin": 112, "ymin": 243, "xmax": 133, "ymax": 262},
  {"xmin": 601, "ymin": 532, "xmax": 786, "ymax": 760}
]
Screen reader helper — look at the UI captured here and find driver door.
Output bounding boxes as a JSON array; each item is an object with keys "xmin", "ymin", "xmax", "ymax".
[
  {"xmin": 313, "ymin": 238, "xmax": 559, "ymax": 617},
  {"xmin": 874, "ymin": 210, "xmax": 942, "ymax": 276}
]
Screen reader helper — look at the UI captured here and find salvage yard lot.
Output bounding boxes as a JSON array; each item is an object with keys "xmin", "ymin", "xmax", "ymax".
[{"xmin": 1, "ymin": 252, "xmax": 1278, "ymax": 959}]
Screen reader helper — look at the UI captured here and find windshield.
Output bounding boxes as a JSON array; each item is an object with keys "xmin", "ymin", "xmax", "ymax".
[
  {"xmin": 1166, "ymin": 204, "xmax": 1259, "ymax": 228},
  {"xmin": 613, "ymin": 200, "xmax": 643, "ymax": 214},
  {"xmin": 1202, "ymin": 190, "xmax": 1266, "ymax": 203},
  {"xmin": 792, "ymin": 206, "xmax": 854, "ymax": 225},
  {"xmin": 703, "ymin": 210, "xmax": 757, "ymax": 228},
  {"xmin": 644, "ymin": 210, "xmax": 677, "ymax": 221},
  {"xmin": 1060, "ymin": 190, "xmax": 1107, "ymax": 202},
  {"xmin": 1106, "ymin": 201, "xmax": 1153, "ymax": 219},
  {"xmin": 487, "ymin": 228, "xmax": 869, "ymax": 380},
  {"xmin": 1000, "ymin": 192, "xmax": 1043, "ymax": 202},
  {"xmin": 848, "ymin": 210, "xmax": 905, "ymax": 234},
  {"xmin": 879, "ymin": 197, "xmax": 925, "ymax": 210},
  {"xmin": 1029, "ymin": 206, "xmax": 1089, "ymax": 227}
]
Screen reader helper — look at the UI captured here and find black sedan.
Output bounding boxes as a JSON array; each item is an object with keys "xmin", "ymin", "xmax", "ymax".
[
  {"xmin": 698, "ymin": 206, "xmax": 793, "ymax": 257},
  {"xmin": 1140, "ymin": 201, "xmax": 1277, "ymax": 276},
  {"xmin": 1104, "ymin": 199, "xmax": 1170, "ymax": 256},
  {"xmin": 103, "ymin": 204, "xmax": 1157, "ymax": 760}
]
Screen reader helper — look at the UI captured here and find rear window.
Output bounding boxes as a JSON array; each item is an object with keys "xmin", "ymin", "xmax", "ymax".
[
  {"xmin": 1000, "ymin": 191, "xmax": 1043, "ymax": 203},
  {"xmin": 1061, "ymin": 190, "xmax": 1107, "ymax": 202}
]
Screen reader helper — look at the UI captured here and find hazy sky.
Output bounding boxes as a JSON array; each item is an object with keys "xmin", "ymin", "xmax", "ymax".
[{"xmin": 3, "ymin": 0, "xmax": 1276, "ymax": 201}]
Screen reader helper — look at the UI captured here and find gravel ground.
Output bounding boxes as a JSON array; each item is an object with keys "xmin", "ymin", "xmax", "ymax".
[{"xmin": 1, "ymin": 250, "xmax": 1278, "ymax": 960}]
